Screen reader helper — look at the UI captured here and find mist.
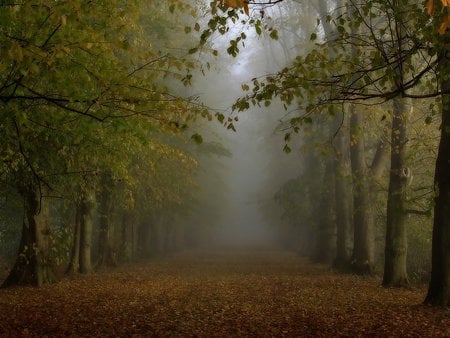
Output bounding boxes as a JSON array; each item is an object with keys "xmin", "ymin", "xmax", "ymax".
[
  {"xmin": 188, "ymin": 22, "xmax": 303, "ymax": 248},
  {"xmin": 0, "ymin": 1, "xmax": 446, "ymax": 335}
]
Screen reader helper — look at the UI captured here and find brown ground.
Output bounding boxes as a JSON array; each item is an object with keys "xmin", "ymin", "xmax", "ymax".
[{"xmin": 0, "ymin": 250, "xmax": 449, "ymax": 337}]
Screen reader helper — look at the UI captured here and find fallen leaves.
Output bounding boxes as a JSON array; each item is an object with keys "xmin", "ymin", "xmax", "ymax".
[{"xmin": 0, "ymin": 250, "xmax": 449, "ymax": 336}]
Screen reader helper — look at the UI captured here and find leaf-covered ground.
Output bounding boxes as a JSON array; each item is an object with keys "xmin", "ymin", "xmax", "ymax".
[{"xmin": 0, "ymin": 249, "xmax": 449, "ymax": 337}]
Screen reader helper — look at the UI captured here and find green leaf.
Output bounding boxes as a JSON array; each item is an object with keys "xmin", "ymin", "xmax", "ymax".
[
  {"xmin": 227, "ymin": 123, "xmax": 236, "ymax": 132},
  {"xmin": 255, "ymin": 25, "xmax": 262, "ymax": 35},
  {"xmin": 283, "ymin": 144, "xmax": 291, "ymax": 154},
  {"xmin": 269, "ymin": 29, "xmax": 279, "ymax": 40},
  {"xmin": 215, "ymin": 113, "xmax": 225, "ymax": 123},
  {"xmin": 191, "ymin": 133, "xmax": 203, "ymax": 144}
]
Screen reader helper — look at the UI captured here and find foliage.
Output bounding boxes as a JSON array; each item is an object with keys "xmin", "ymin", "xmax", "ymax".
[
  {"xmin": 0, "ymin": 0, "xmax": 207, "ymax": 193},
  {"xmin": 230, "ymin": 0, "xmax": 442, "ymax": 128},
  {"xmin": 0, "ymin": 0, "xmax": 223, "ymax": 280}
]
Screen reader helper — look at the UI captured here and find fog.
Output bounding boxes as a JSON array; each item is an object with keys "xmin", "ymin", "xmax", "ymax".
[{"xmin": 190, "ymin": 19, "xmax": 304, "ymax": 249}]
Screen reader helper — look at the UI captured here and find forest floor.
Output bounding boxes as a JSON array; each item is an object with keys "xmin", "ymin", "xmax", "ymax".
[{"xmin": 0, "ymin": 249, "xmax": 449, "ymax": 337}]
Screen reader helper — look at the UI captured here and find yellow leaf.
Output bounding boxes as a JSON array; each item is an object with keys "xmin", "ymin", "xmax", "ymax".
[
  {"xmin": 219, "ymin": 0, "xmax": 250, "ymax": 15},
  {"xmin": 243, "ymin": 2, "xmax": 249, "ymax": 15},
  {"xmin": 438, "ymin": 14, "xmax": 449, "ymax": 35},
  {"xmin": 426, "ymin": 0, "xmax": 434, "ymax": 15}
]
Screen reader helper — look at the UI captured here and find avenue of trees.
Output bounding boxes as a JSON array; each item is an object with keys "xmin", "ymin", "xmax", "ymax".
[
  {"xmin": 0, "ymin": 1, "xmax": 230, "ymax": 287},
  {"xmin": 2, "ymin": 0, "xmax": 450, "ymax": 309},
  {"xmin": 208, "ymin": 0, "xmax": 450, "ymax": 305}
]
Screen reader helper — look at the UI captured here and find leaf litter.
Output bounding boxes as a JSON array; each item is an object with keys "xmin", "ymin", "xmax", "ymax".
[{"xmin": 0, "ymin": 250, "xmax": 449, "ymax": 337}]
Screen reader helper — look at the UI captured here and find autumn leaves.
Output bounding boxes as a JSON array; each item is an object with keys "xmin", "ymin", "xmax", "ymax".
[
  {"xmin": 426, "ymin": 0, "xmax": 450, "ymax": 34},
  {"xmin": 218, "ymin": 0, "xmax": 250, "ymax": 15}
]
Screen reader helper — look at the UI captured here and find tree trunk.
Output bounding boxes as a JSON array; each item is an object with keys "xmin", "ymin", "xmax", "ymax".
[
  {"xmin": 79, "ymin": 198, "xmax": 93, "ymax": 274},
  {"xmin": 332, "ymin": 114, "xmax": 352, "ymax": 270},
  {"xmin": 383, "ymin": 97, "xmax": 409, "ymax": 287},
  {"xmin": 132, "ymin": 219, "xmax": 139, "ymax": 259},
  {"xmin": 138, "ymin": 219, "xmax": 151, "ymax": 258},
  {"xmin": 121, "ymin": 211, "xmax": 133, "ymax": 263},
  {"xmin": 349, "ymin": 105, "xmax": 375, "ymax": 274},
  {"xmin": 66, "ymin": 206, "xmax": 81, "ymax": 274},
  {"xmin": 313, "ymin": 156, "xmax": 336, "ymax": 264},
  {"xmin": 424, "ymin": 39, "xmax": 450, "ymax": 305},
  {"xmin": 150, "ymin": 216, "xmax": 163, "ymax": 256},
  {"xmin": 97, "ymin": 177, "xmax": 117, "ymax": 267},
  {"xmin": 2, "ymin": 185, "xmax": 53, "ymax": 287}
]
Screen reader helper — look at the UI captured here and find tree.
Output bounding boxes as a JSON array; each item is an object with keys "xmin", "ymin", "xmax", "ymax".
[
  {"xmin": 0, "ymin": 0, "xmax": 209, "ymax": 287},
  {"xmin": 332, "ymin": 113, "xmax": 352, "ymax": 269},
  {"xmin": 204, "ymin": 0, "xmax": 450, "ymax": 303},
  {"xmin": 425, "ymin": 7, "xmax": 450, "ymax": 304},
  {"xmin": 383, "ymin": 97, "xmax": 410, "ymax": 287}
]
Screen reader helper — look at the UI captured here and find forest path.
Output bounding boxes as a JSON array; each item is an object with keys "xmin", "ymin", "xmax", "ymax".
[{"xmin": 0, "ymin": 249, "xmax": 448, "ymax": 337}]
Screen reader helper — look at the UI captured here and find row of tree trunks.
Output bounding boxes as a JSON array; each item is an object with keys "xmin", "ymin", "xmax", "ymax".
[
  {"xmin": 309, "ymin": 0, "xmax": 412, "ymax": 283},
  {"xmin": 2, "ymin": 173, "xmax": 183, "ymax": 288}
]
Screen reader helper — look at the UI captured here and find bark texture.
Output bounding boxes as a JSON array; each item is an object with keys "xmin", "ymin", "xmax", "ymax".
[
  {"xmin": 349, "ymin": 105, "xmax": 375, "ymax": 274},
  {"xmin": 2, "ymin": 185, "xmax": 53, "ymax": 287},
  {"xmin": 67, "ymin": 207, "xmax": 81, "ymax": 274},
  {"xmin": 97, "ymin": 177, "xmax": 117, "ymax": 267},
  {"xmin": 332, "ymin": 114, "xmax": 352, "ymax": 270},
  {"xmin": 121, "ymin": 211, "xmax": 134, "ymax": 262},
  {"xmin": 79, "ymin": 198, "xmax": 93, "ymax": 274},
  {"xmin": 383, "ymin": 98, "xmax": 409, "ymax": 287},
  {"xmin": 425, "ymin": 39, "xmax": 450, "ymax": 305},
  {"xmin": 313, "ymin": 156, "xmax": 336, "ymax": 264}
]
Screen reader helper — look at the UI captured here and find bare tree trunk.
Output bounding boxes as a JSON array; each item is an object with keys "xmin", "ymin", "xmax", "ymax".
[
  {"xmin": 333, "ymin": 114, "xmax": 352, "ymax": 270},
  {"xmin": 138, "ymin": 217, "xmax": 152, "ymax": 258},
  {"xmin": 150, "ymin": 215, "xmax": 163, "ymax": 256},
  {"xmin": 2, "ymin": 185, "xmax": 53, "ymax": 287},
  {"xmin": 349, "ymin": 105, "xmax": 375, "ymax": 274},
  {"xmin": 66, "ymin": 206, "xmax": 81, "ymax": 274},
  {"xmin": 425, "ymin": 37, "xmax": 450, "ymax": 305},
  {"xmin": 121, "ymin": 211, "xmax": 133, "ymax": 263},
  {"xmin": 132, "ymin": 220, "xmax": 139, "ymax": 259},
  {"xmin": 79, "ymin": 197, "xmax": 93, "ymax": 274},
  {"xmin": 97, "ymin": 176, "xmax": 116, "ymax": 267},
  {"xmin": 1, "ymin": 214, "xmax": 38, "ymax": 287},
  {"xmin": 383, "ymin": 98, "xmax": 409, "ymax": 287},
  {"xmin": 313, "ymin": 156, "xmax": 336, "ymax": 264}
]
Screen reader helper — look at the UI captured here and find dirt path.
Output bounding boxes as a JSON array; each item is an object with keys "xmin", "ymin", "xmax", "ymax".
[{"xmin": 0, "ymin": 250, "xmax": 448, "ymax": 337}]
